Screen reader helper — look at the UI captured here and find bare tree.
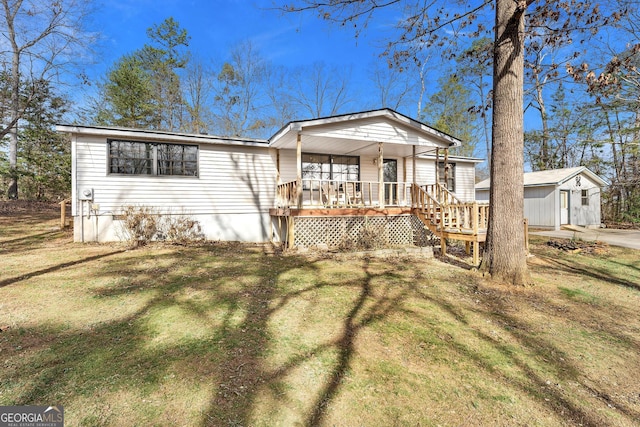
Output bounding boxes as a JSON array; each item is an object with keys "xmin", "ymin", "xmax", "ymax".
[
  {"xmin": 290, "ymin": 62, "xmax": 352, "ymax": 118},
  {"xmin": 281, "ymin": 0, "xmax": 620, "ymax": 285},
  {"xmin": 0, "ymin": 0, "xmax": 95, "ymax": 199},
  {"xmin": 367, "ymin": 61, "xmax": 416, "ymax": 112},
  {"xmin": 211, "ymin": 41, "xmax": 271, "ymax": 138},
  {"xmin": 182, "ymin": 56, "xmax": 214, "ymax": 134}
]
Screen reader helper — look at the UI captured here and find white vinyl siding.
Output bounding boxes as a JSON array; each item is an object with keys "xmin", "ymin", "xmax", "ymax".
[
  {"xmin": 524, "ymin": 186, "xmax": 557, "ymax": 228},
  {"xmin": 75, "ymin": 136, "xmax": 276, "ymax": 215},
  {"xmin": 300, "ymin": 117, "xmax": 450, "ymax": 148}
]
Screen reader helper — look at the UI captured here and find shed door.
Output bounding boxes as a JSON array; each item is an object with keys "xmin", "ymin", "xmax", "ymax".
[{"xmin": 560, "ymin": 190, "xmax": 570, "ymax": 225}]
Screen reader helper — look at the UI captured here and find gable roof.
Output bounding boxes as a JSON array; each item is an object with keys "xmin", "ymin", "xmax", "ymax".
[
  {"xmin": 58, "ymin": 109, "xmax": 463, "ymax": 158},
  {"xmin": 268, "ymin": 108, "xmax": 461, "ymax": 157},
  {"xmin": 475, "ymin": 166, "xmax": 608, "ymax": 190},
  {"xmin": 55, "ymin": 124, "xmax": 269, "ymax": 147}
]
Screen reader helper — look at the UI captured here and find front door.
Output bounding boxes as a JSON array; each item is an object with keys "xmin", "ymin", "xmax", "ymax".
[
  {"xmin": 560, "ymin": 190, "xmax": 570, "ymax": 225},
  {"xmin": 383, "ymin": 159, "xmax": 397, "ymax": 205}
]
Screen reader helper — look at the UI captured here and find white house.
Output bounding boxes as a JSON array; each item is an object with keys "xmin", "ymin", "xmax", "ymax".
[
  {"xmin": 58, "ymin": 109, "xmax": 486, "ymax": 250},
  {"xmin": 475, "ymin": 166, "xmax": 608, "ymax": 230}
]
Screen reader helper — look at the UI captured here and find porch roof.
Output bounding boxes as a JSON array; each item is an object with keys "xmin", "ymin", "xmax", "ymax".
[{"xmin": 269, "ymin": 109, "xmax": 461, "ymax": 158}]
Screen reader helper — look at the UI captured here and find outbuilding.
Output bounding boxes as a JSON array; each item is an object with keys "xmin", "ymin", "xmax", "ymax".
[{"xmin": 475, "ymin": 166, "xmax": 608, "ymax": 230}]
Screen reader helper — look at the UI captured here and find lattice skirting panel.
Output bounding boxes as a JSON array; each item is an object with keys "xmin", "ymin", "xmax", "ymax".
[{"xmin": 292, "ymin": 215, "xmax": 437, "ymax": 248}]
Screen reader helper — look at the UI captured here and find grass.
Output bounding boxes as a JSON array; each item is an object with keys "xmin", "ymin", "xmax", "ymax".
[{"xmin": 1, "ymin": 209, "xmax": 640, "ymax": 426}]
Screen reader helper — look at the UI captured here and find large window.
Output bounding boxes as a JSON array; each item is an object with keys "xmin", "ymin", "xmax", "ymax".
[
  {"xmin": 108, "ymin": 140, "xmax": 198, "ymax": 176},
  {"xmin": 438, "ymin": 162, "xmax": 456, "ymax": 192},
  {"xmin": 302, "ymin": 153, "xmax": 359, "ymax": 184}
]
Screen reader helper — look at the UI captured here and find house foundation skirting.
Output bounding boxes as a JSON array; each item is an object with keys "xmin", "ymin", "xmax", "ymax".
[{"xmin": 282, "ymin": 214, "xmax": 436, "ymax": 249}]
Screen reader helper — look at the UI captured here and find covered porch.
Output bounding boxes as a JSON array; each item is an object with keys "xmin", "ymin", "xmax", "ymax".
[{"xmin": 267, "ymin": 109, "xmax": 489, "ymax": 264}]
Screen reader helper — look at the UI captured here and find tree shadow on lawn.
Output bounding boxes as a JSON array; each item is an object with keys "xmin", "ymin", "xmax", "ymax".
[
  {"xmin": 201, "ymin": 256, "xmax": 414, "ymax": 427},
  {"xmin": 4, "ymin": 243, "xmax": 638, "ymax": 426},
  {"xmin": 536, "ymin": 254, "xmax": 640, "ymax": 292},
  {"xmin": 1, "ymin": 244, "xmax": 317, "ymax": 425},
  {"xmin": 405, "ymin": 280, "xmax": 640, "ymax": 426},
  {"xmin": 0, "ymin": 249, "xmax": 127, "ymax": 288}
]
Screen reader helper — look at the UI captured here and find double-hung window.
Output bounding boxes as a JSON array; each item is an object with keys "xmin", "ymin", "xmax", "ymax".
[
  {"xmin": 108, "ymin": 140, "xmax": 198, "ymax": 176},
  {"xmin": 581, "ymin": 189, "xmax": 589, "ymax": 206},
  {"xmin": 438, "ymin": 162, "xmax": 456, "ymax": 192}
]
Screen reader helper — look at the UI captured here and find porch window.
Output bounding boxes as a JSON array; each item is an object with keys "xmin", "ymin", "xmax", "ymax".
[
  {"xmin": 438, "ymin": 162, "xmax": 456, "ymax": 192},
  {"xmin": 581, "ymin": 189, "xmax": 589, "ymax": 206},
  {"xmin": 108, "ymin": 139, "xmax": 198, "ymax": 176},
  {"xmin": 302, "ymin": 153, "xmax": 359, "ymax": 187}
]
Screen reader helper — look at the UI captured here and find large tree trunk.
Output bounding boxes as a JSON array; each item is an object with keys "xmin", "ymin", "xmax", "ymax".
[
  {"xmin": 480, "ymin": 0, "xmax": 531, "ymax": 286},
  {"xmin": 7, "ymin": 20, "xmax": 19, "ymax": 200}
]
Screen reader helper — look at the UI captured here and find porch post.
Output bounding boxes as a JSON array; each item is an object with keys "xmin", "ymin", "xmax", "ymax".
[
  {"xmin": 435, "ymin": 148, "xmax": 440, "ymax": 185},
  {"xmin": 412, "ymin": 145, "xmax": 416, "ymax": 184},
  {"xmin": 276, "ymin": 149, "xmax": 281, "ymax": 185},
  {"xmin": 411, "ymin": 145, "xmax": 416, "ymax": 207},
  {"xmin": 444, "ymin": 148, "xmax": 449, "ymax": 189},
  {"xmin": 377, "ymin": 142, "xmax": 384, "ymax": 208},
  {"xmin": 296, "ymin": 133, "xmax": 303, "ymax": 208}
]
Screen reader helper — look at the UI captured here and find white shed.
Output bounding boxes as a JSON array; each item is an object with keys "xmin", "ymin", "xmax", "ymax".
[{"xmin": 475, "ymin": 167, "xmax": 608, "ymax": 230}]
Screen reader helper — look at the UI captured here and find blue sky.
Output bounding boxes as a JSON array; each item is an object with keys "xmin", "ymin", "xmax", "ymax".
[{"xmin": 87, "ymin": 0, "xmax": 394, "ymax": 85}]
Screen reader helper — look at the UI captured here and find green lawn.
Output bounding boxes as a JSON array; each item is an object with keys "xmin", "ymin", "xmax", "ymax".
[{"xmin": 1, "ymin": 209, "xmax": 639, "ymax": 426}]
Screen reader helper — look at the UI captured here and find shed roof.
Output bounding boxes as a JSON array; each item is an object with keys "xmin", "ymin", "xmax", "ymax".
[{"xmin": 475, "ymin": 166, "xmax": 608, "ymax": 190}]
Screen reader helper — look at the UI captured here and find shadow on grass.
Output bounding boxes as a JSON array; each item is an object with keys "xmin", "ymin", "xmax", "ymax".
[
  {"xmin": 3, "ymin": 235, "xmax": 639, "ymax": 426},
  {"xmin": 2, "ymin": 245, "xmax": 318, "ymax": 425},
  {"xmin": 537, "ymin": 254, "xmax": 640, "ymax": 292},
  {"xmin": 405, "ymin": 280, "xmax": 640, "ymax": 425},
  {"xmin": 0, "ymin": 250, "xmax": 127, "ymax": 288}
]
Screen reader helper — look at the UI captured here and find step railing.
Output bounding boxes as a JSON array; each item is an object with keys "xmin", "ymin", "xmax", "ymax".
[
  {"xmin": 421, "ymin": 183, "xmax": 463, "ymax": 205},
  {"xmin": 412, "ymin": 184, "xmax": 489, "ymax": 235},
  {"xmin": 440, "ymin": 202, "xmax": 489, "ymax": 234}
]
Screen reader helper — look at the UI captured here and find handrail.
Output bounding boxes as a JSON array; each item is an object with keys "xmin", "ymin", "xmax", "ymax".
[
  {"xmin": 276, "ymin": 179, "xmax": 413, "ymax": 209},
  {"xmin": 421, "ymin": 183, "xmax": 463, "ymax": 205},
  {"xmin": 411, "ymin": 183, "xmax": 488, "ymax": 235},
  {"xmin": 439, "ymin": 202, "xmax": 490, "ymax": 234}
]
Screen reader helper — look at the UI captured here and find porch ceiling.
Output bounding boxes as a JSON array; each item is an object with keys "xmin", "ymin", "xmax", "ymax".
[{"xmin": 287, "ymin": 134, "xmax": 444, "ymax": 158}]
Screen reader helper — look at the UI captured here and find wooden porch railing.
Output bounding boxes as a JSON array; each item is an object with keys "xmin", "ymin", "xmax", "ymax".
[
  {"xmin": 275, "ymin": 181, "xmax": 491, "ymax": 266},
  {"xmin": 276, "ymin": 179, "xmax": 413, "ymax": 209}
]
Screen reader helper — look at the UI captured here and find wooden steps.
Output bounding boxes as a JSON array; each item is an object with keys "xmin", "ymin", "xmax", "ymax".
[{"xmin": 411, "ymin": 184, "xmax": 488, "ymax": 266}]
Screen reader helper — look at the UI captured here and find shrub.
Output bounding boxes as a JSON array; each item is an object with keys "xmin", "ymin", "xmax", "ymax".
[
  {"xmin": 119, "ymin": 205, "xmax": 159, "ymax": 247},
  {"xmin": 119, "ymin": 205, "xmax": 205, "ymax": 247},
  {"xmin": 161, "ymin": 214, "xmax": 205, "ymax": 245}
]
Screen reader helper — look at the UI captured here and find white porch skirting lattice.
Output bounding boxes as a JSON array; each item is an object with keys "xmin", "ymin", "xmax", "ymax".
[{"xmin": 291, "ymin": 215, "xmax": 435, "ymax": 249}]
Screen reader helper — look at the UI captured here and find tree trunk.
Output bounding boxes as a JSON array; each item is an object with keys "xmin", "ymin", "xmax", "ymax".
[
  {"xmin": 7, "ymin": 16, "xmax": 20, "ymax": 200},
  {"xmin": 480, "ymin": 0, "xmax": 531, "ymax": 286},
  {"xmin": 534, "ymin": 70, "xmax": 550, "ymax": 170}
]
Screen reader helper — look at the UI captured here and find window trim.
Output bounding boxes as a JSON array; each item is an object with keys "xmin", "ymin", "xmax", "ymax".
[
  {"xmin": 107, "ymin": 139, "xmax": 199, "ymax": 178},
  {"xmin": 438, "ymin": 161, "xmax": 456, "ymax": 192},
  {"xmin": 581, "ymin": 189, "xmax": 589, "ymax": 206},
  {"xmin": 301, "ymin": 152, "xmax": 360, "ymax": 187}
]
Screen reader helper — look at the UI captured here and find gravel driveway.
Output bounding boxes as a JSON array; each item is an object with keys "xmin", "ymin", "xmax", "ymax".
[{"xmin": 530, "ymin": 227, "xmax": 640, "ymax": 250}]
